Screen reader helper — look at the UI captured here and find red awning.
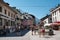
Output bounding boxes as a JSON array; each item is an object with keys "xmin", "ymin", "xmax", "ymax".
[
  {"xmin": 50, "ymin": 23, "xmax": 60, "ymax": 26},
  {"xmin": 54, "ymin": 21, "xmax": 60, "ymax": 23}
]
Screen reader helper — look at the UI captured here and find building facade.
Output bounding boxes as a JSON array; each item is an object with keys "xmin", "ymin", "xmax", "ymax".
[
  {"xmin": 20, "ymin": 13, "xmax": 35, "ymax": 29},
  {"xmin": 40, "ymin": 15, "xmax": 52, "ymax": 28},
  {"xmin": 0, "ymin": 0, "xmax": 21, "ymax": 31},
  {"xmin": 51, "ymin": 4, "xmax": 60, "ymax": 23},
  {"xmin": 50, "ymin": 4, "xmax": 60, "ymax": 30},
  {"xmin": 12, "ymin": 7, "xmax": 22, "ymax": 29}
]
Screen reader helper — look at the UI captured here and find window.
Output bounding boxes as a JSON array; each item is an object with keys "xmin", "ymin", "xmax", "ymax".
[
  {"xmin": 24, "ymin": 16, "xmax": 26, "ymax": 19},
  {"xmin": 13, "ymin": 14, "xmax": 15, "ymax": 18},
  {"xmin": 55, "ymin": 11, "xmax": 56, "ymax": 15},
  {"xmin": 53, "ymin": 17, "xmax": 54, "ymax": 22},
  {"xmin": 13, "ymin": 15, "xmax": 15, "ymax": 18},
  {"xmin": 8, "ymin": 20, "xmax": 10, "ymax": 26},
  {"xmin": 59, "ymin": 8, "xmax": 60, "ymax": 13},
  {"xmin": 45, "ymin": 21, "xmax": 46, "ymax": 23},
  {"xmin": 53, "ymin": 12, "xmax": 54, "ymax": 16},
  {"xmin": 44, "ymin": 21, "xmax": 46, "ymax": 24},
  {"xmin": 5, "ymin": 9, "xmax": 7, "ymax": 14},
  {"xmin": 8, "ymin": 12, "xmax": 10, "ymax": 16},
  {"xmin": 11, "ymin": 13, "xmax": 13, "ymax": 17},
  {"xmin": 0, "ymin": 7, "xmax": 2, "ymax": 12},
  {"xmin": 0, "ymin": 18, "xmax": 2, "ymax": 26},
  {"xmin": 55, "ymin": 16, "xmax": 57, "ymax": 21},
  {"xmin": 28, "ymin": 17, "xmax": 31, "ymax": 19},
  {"xmin": 50, "ymin": 18, "xmax": 52, "ymax": 20}
]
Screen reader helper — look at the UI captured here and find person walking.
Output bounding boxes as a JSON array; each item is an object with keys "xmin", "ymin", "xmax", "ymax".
[
  {"xmin": 31, "ymin": 27, "xmax": 34, "ymax": 35},
  {"xmin": 34, "ymin": 25, "xmax": 38, "ymax": 35},
  {"xmin": 38, "ymin": 27, "xmax": 45, "ymax": 37},
  {"xmin": 3, "ymin": 25, "xmax": 6, "ymax": 35},
  {"xmin": 41, "ymin": 27, "xmax": 45, "ymax": 37},
  {"xmin": 30, "ymin": 25, "xmax": 34, "ymax": 35},
  {"xmin": 34, "ymin": 26, "xmax": 36, "ymax": 35},
  {"xmin": 38, "ymin": 28, "xmax": 41, "ymax": 37}
]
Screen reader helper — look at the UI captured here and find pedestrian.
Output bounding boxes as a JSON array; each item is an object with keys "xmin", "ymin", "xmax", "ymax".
[
  {"xmin": 39, "ymin": 27, "xmax": 42, "ymax": 37},
  {"xmin": 31, "ymin": 27, "xmax": 34, "ymax": 35},
  {"xmin": 41, "ymin": 27, "xmax": 45, "ymax": 37},
  {"xmin": 30, "ymin": 25, "xmax": 34, "ymax": 35},
  {"xmin": 34, "ymin": 25, "xmax": 38, "ymax": 35},
  {"xmin": 38, "ymin": 28, "xmax": 41, "ymax": 37},
  {"xmin": 3, "ymin": 25, "xmax": 6, "ymax": 35}
]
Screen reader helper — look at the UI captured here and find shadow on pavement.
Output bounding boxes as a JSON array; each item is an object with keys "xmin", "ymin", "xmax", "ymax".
[{"xmin": 0, "ymin": 29, "xmax": 30, "ymax": 37}]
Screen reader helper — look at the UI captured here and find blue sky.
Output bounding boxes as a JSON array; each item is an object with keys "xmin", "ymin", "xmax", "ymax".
[{"xmin": 4, "ymin": 0, "xmax": 59, "ymax": 19}]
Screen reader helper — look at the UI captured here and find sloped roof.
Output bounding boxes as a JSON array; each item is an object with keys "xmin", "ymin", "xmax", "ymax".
[
  {"xmin": 50, "ymin": 4, "xmax": 60, "ymax": 12},
  {"xmin": 40, "ymin": 15, "xmax": 50, "ymax": 21}
]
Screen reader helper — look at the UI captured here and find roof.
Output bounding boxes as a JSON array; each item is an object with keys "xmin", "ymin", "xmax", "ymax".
[
  {"xmin": 29, "ymin": 14, "xmax": 35, "ymax": 18},
  {"xmin": 50, "ymin": 4, "xmax": 60, "ymax": 12},
  {"xmin": 40, "ymin": 15, "xmax": 50, "ymax": 21}
]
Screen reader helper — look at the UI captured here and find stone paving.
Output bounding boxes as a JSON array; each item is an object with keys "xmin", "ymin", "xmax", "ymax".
[
  {"xmin": 0, "ymin": 31, "xmax": 30, "ymax": 40},
  {"xmin": 0, "ymin": 30, "xmax": 60, "ymax": 40},
  {"xmin": 30, "ymin": 30, "xmax": 60, "ymax": 40}
]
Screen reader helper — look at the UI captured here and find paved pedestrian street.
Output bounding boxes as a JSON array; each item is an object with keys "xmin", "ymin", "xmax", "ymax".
[
  {"xmin": 0, "ymin": 30, "xmax": 60, "ymax": 40},
  {"xmin": 30, "ymin": 30, "xmax": 60, "ymax": 40}
]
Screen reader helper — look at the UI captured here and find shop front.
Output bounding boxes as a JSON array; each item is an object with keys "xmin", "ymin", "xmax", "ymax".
[{"xmin": 50, "ymin": 22, "xmax": 60, "ymax": 30}]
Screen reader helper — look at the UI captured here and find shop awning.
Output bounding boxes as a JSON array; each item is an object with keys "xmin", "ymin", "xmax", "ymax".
[
  {"xmin": 54, "ymin": 21, "xmax": 60, "ymax": 23},
  {"xmin": 50, "ymin": 22, "xmax": 60, "ymax": 26}
]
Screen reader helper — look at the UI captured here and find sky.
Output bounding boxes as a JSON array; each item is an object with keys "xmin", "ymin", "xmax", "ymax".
[{"xmin": 4, "ymin": 0, "xmax": 60, "ymax": 19}]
